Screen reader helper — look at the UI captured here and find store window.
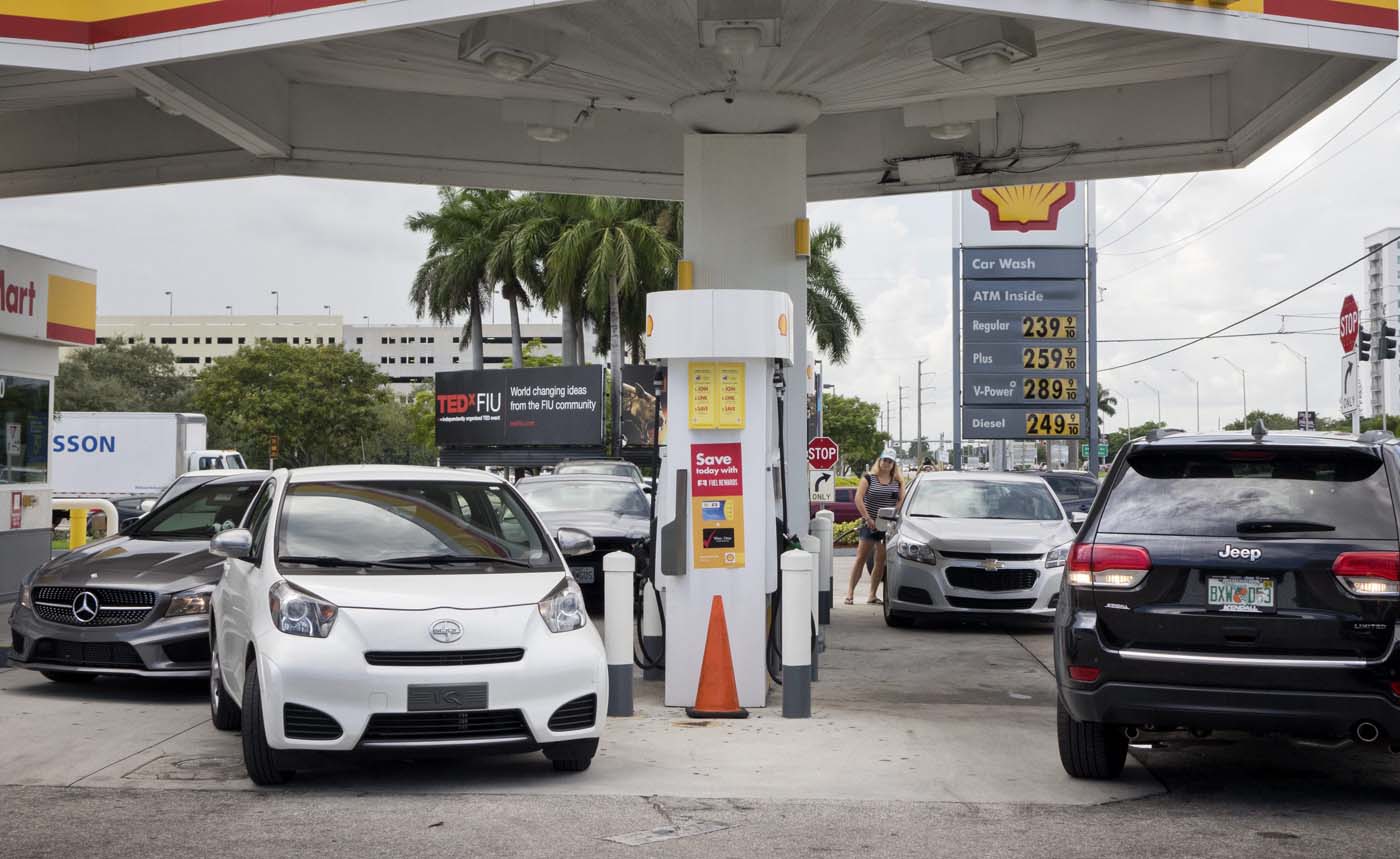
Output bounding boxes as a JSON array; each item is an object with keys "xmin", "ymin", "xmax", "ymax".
[{"xmin": 0, "ymin": 375, "xmax": 50, "ymax": 485}]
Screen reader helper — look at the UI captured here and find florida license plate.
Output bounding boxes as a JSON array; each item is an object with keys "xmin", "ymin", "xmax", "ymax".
[
  {"xmin": 1208, "ymin": 576, "xmax": 1275, "ymax": 613},
  {"xmin": 570, "ymin": 566, "xmax": 595, "ymax": 584}
]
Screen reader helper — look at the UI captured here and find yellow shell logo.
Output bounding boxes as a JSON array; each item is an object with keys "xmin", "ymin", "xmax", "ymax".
[
  {"xmin": 778, "ymin": 313, "xmax": 788, "ymax": 336},
  {"xmin": 646, "ymin": 314, "xmax": 654, "ymax": 337},
  {"xmin": 971, "ymin": 182, "xmax": 1077, "ymax": 233}
]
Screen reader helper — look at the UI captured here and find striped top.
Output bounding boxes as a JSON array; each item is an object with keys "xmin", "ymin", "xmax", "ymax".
[{"xmin": 862, "ymin": 475, "xmax": 901, "ymax": 516}]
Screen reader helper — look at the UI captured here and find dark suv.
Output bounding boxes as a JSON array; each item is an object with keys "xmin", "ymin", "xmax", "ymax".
[{"xmin": 1056, "ymin": 427, "xmax": 1400, "ymax": 778}]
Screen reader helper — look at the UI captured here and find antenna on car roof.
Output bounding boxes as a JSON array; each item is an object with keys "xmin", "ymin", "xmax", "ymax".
[{"xmin": 1251, "ymin": 419, "xmax": 1268, "ymax": 441}]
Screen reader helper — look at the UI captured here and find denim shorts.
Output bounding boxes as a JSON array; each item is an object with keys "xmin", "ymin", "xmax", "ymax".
[{"xmin": 858, "ymin": 522, "xmax": 886, "ymax": 543}]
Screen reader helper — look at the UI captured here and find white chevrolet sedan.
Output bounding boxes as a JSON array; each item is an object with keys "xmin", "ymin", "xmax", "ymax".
[{"xmin": 207, "ymin": 465, "xmax": 606, "ymax": 785}]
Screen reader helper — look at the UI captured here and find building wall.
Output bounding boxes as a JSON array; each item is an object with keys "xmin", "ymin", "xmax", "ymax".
[
  {"xmin": 86, "ymin": 315, "xmax": 346, "ymax": 372},
  {"xmin": 342, "ymin": 322, "xmax": 580, "ymax": 396},
  {"xmin": 1365, "ymin": 229, "xmax": 1400, "ymax": 418}
]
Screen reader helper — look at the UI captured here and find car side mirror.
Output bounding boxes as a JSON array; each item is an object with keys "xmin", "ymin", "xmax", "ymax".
[
  {"xmin": 1070, "ymin": 512, "xmax": 1087, "ymax": 531},
  {"xmin": 209, "ymin": 528, "xmax": 254, "ymax": 560},
  {"xmin": 877, "ymin": 506, "xmax": 899, "ymax": 533},
  {"xmin": 556, "ymin": 527, "xmax": 595, "ymax": 557},
  {"xmin": 118, "ymin": 518, "xmax": 138, "ymax": 536},
  {"xmin": 140, "ymin": 499, "xmax": 156, "ymax": 514}
]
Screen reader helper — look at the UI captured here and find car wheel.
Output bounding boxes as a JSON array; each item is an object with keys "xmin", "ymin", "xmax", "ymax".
[
  {"xmin": 883, "ymin": 596, "xmax": 916, "ymax": 629},
  {"xmin": 1057, "ymin": 695, "xmax": 1127, "ymax": 780},
  {"xmin": 40, "ymin": 670, "xmax": 97, "ymax": 684},
  {"xmin": 209, "ymin": 644, "xmax": 241, "ymax": 731},
  {"xmin": 241, "ymin": 661, "xmax": 293, "ymax": 786}
]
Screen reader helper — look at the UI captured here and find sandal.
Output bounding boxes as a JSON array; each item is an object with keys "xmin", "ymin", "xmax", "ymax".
[{"xmin": 843, "ymin": 596, "xmax": 854, "ymax": 605}]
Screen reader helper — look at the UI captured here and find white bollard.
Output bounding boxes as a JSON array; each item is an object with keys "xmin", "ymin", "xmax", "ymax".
[
  {"xmin": 799, "ymin": 535, "xmax": 821, "ymax": 682},
  {"xmin": 640, "ymin": 579, "xmax": 664, "ymax": 681},
  {"xmin": 603, "ymin": 551, "xmax": 635, "ymax": 717},
  {"xmin": 781, "ymin": 549, "xmax": 813, "ymax": 718},
  {"xmin": 812, "ymin": 512, "xmax": 834, "ymax": 628}
]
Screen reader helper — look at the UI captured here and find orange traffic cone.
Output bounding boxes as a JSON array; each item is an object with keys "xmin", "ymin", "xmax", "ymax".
[{"xmin": 686, "ymin": 595, "xmax": 749, "ymax": 719}]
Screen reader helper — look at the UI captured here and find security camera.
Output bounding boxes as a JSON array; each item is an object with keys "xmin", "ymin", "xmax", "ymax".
[{"xmin": 724, "ymin": 95, "xmax": 734, "ymax": 104}]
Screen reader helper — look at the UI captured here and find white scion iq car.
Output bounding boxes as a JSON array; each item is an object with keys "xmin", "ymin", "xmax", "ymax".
[
  {"xmin": 880, "ymin": 471, "xmax": 1078, "ymax": 627},
  {"xmin": 208, "ymin": 465, "xmax": 606, "ymax": 785}
]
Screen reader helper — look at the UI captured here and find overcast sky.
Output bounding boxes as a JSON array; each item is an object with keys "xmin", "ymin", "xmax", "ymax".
[{"xmin": 0, "ymin": 65, "xmax": 1396, "ymax": 444}]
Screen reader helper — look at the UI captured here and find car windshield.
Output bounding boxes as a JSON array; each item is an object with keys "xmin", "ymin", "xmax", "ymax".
[
  {"xmin": 1098, "ymin": 448, "xmax": 1397, "ymax": 539},
  {"xmin": 276, "ymin": 480, "xmax": 557, "ymax": 571},
  {"xmin": 518, "ymin": 480, "xmax": 650, "ymax": 516},
  {"xmin": 131, "ymin": 480, "xmax": 261, "ymax": 540},
  {"xmin": 907, "ymin": 480, "xmax": 1063, "ymax": 521},
  {"xmin": 555, "ymin": 462, "xmax": 639, "ymax": 480}
]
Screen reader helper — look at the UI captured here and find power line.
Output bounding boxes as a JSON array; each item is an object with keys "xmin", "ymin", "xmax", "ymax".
[
  {"xmin": 1097, "ymin": 173, "xmax": 1200, "ymax": 250},
  {"xmin": 1097, "ymin": 176, "xmax": 1162, "ymax": 237},
  {"xmin": 1100, "ymin": 327, "xmax": 1330, "ymax": 344},
  {"xmin": 1101, "ymin": 73, "xmax": 1400, "ymax": 259},
  {"xmin": 1100, "ymin": 234, "xmax": 1400, "ymax": 373}
]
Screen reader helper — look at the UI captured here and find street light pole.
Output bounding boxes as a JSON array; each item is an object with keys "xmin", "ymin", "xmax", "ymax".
[
  {"xmin": 1134, "ymin": 379, "xmax": 1162, "ymax": 424},
  {"xmin": 1271, "ymin": 341, "xmax": 1310, "ymax": 424},
  {"xmin": 1170, "ymin": 369, "xmax": 1200, "ymax": 433},
  {"xmin": 271, "ymin": 290, "xmax": 279, "ymax": 316},
  {"xmin": 323, "ymin": 304, "xmax": 332, "ymax": 316},
  {"xmin": 164, "ymin": 290, "xmax": 172, "ymax": 316},
  {"xmin": 1213, "ymin": 356, "xmax": 1248, "ymax": 427},
  {"xmin": 225, "ymin": 305, "xmax": 233, "ymax": 316}
]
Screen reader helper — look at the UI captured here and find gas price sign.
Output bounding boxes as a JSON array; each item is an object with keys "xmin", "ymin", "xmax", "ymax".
[{"xmin": 1024, "ymin": 411, "xmax": 1082, "ymax": 437}]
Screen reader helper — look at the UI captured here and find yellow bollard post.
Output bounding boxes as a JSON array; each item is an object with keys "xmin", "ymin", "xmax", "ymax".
[{"xmin": 69, "ymin": 507, "xmax": 88, "ymax": 550}]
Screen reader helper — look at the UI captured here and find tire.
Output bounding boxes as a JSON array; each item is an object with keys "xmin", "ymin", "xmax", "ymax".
[
  {"xmin": 209, "ymin": 642, "xmax": 241, "ymax": 731},
  {"xmin": 40, "ymin": 670, "xmax": 97, "ymax": 684},
  {"xmin": 240, "ymin": 660, "xmax": 292, "ymax": 786},
  {"xmin": 1057, "ymin": 695, "xmax": 1127, "ymax": 780},
  {"xmin": 551, "ymin": 756, "xmax": 593, "ymax": 773},
  {"xmin": 883, "ymin": 597, "xmax": 916, "ymax": 629}
]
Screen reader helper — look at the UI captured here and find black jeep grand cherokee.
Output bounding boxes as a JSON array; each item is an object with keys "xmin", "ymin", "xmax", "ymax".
[{"xmin": 1056, "ymin": 426, "xmax": 1400, "ymax": 779}]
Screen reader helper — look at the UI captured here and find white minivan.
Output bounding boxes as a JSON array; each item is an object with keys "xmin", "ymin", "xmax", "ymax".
[{"xmin": 208, "ymin": 465, "xmax": 606, "ymax": 785}]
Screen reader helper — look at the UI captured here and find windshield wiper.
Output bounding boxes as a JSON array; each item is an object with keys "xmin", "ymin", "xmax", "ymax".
[
  {"xmin": 1236, "ymin": 519, "xmax": 1336, "ymax": 534},
  {"xmin": 378, "ymin": 554, "xmax": 535, "ymax": 568},
  {"xmin": 276, "ymin": 555, "xmax": 421, "ymax": 570}
]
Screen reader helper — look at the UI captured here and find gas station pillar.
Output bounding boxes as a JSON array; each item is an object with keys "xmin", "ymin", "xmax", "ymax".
[{"xmin": 682, "ymin": 133, "xmax": 810, "ymax": 538}]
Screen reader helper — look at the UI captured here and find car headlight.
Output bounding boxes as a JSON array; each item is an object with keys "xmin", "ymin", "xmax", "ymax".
[
  {"xmin": 268, "ymin": 580, "xmax": 338, "ymax": 638},
  {"xmin": 538, "ymin": 577, "xmax": 586, "ymax": 633},
  {"xmin": 895, "ymin": 538, "xmax": 936, "ymax": 564},
  {"xmin": 166, "ymin": 586, "xmax": 213, "ymax": 617},
  {"xmin": 18, "ymin": 582, "xmax": 32, "ymax": 609},
  {"xmin": 1045, "ymin": 542, "xmax": 1071, "ymax": 570}
]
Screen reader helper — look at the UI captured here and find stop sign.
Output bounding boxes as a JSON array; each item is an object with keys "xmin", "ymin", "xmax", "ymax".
[
  {"xmin": 1340, "ymin": 294, "xmax": 1360, "ymax": 353},
  {"xmin": 808, "ymin": 436, "xmax": 839, "ymax": 470}
]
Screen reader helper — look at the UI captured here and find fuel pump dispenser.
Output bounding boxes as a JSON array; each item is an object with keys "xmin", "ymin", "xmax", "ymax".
[{"xmin": 646, "ymin": 288, "xmax": 793, "ymax": 709}]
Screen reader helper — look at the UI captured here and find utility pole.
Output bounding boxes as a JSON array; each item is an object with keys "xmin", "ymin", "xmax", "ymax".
[
  {"xmin": 916, "ymin": 359, "xmax": 936, "ymax": 464},
  {"xmin": 1213, "ymin": 356, "xmax": 1247, "ymax": 427},
  {"xmin": 1171, "ymin": 369, "xmax": 1200, "ymax": 433},
  {"xmin": 897, "ymin": 382, "xmax": 906, "ymax": 454}
]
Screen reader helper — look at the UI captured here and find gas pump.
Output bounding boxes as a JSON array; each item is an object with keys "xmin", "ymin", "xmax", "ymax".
[{"xmin": 646, "ymin": 288, "xmax": 793, "ymax": 708}]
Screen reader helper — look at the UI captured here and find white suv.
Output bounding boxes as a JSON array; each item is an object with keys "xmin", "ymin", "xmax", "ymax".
[{"xmin": 208, "ymin": 465, "xmax": 606, "ymax": 785}]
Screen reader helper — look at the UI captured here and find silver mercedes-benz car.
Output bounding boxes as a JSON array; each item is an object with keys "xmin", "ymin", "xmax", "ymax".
[
  {"xmin": 879, "ymin": 471, "xmax": 1078, "ymax": 627},
  {"xmin": 8, "ymin": 471, "xmax": 266, "ymax": 682}
]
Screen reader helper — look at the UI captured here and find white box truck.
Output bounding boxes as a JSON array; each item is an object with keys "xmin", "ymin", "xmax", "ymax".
[{"xmin": 51, "ymin": 412, "xmax": 246, "ymax": 496}]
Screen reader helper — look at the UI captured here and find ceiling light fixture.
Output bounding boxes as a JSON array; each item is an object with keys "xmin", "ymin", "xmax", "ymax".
[
  {"xmin": 482, "ymin": 49, "xmax": 535, "ymax": 82},
  {"xmin": 903, "ymin": 96, "xmax": 996, "ymax": 142},
  {"xmin": 928, "ymin": 121, "xmax": 975, "ymax": 141},
  {"xmin": 697, "ymin": 0, "xmax": 782, "ymax": 50},
  {"xmin": 458, "ymin": 17, "xmax": 563, "ymax": 81},
  {"xmin": 526, "ymin": 124, "xmax": 570, "ymax": 143},
  {"xmin": 930, "ymin": 17, "xmax": 1037, "ymax": 78},
  {"xmin": 713, "ymin": 25, "xmax": 762, "ymax": 59}
]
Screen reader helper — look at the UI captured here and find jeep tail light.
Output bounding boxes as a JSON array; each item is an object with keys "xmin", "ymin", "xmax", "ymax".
[
  {"xmin": 1068, "ymin": 666, "xmax": 1100, "ymax": 683},
  {"xmin": 1067, "ymin": 544, "xmax": 1151, "ymax": 589},
  {"xmin": 1333, "ymin": 552, "xmax": 1400, "ymax": 598}
]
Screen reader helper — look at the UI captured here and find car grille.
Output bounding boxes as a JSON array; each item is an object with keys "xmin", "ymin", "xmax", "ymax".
[
  {"xmin": 30, "ymin": 638, "xmax": 144, "ymax": 669},
  {"xmin": 283, "ymin": 704, "xmax": 343, "ymax": 740},
  {"xmin": 547, "ymin": 694, "xmax": 597, "ymax": 732},
  {"xmin": 32, "ymin": 587, "xmax": 156, "ymax": 627},
  {"xmin": 364, "ymin": 648, "xmax": 524, "ymax": 667},
  {"xmin": 361, "ymin": 710, "xmax": 531, "ymax": 744},
  {"xmin": 939, "ymin": 551, "xmax": 1043, "ymax": 562},
  {"xmin": 945, "ymin": 568, "xmax": 1039, "ymax": 592},
  {"xmin": 946, "ymin": 597, "xmax": 1037, "ymax": 611}
]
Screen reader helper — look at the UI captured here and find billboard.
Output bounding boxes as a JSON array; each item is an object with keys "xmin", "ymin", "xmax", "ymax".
[
  {"xmin": 0, "ymin": 245, "xmax": 96, "ymax": 346},
  {"xmin": 620, "ymin": 365, "xmax": 663, "ymax": 450},
  {"xmin": 435, "ymin": 366, "xmax": 604, "ymax": 448}
]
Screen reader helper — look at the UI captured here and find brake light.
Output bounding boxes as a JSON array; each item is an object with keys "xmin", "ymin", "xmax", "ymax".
[
  {"xmin": 1333, "ymin": 552, "xmax": 1400, "ymax": 597},
  {"xmin": 1068, "ymin": 666, "xmax": 1101, "ymax": 683},
  {"xmin": 1067, "ymin": 544, "xmax": 1151, "ymax": 588},
  {"xmin": 1390, "ymin": 681, "xmax": 1400, "ymax": 697}
]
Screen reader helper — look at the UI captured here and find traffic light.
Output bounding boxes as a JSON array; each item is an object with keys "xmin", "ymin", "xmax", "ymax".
[
  {"xmin": 1359, "ymin": 327, "xmax": 1373, "ymax": 361},
  {"xmin": 1383, "ymin": 321, "xmax": 1397, "ymax": 361}
]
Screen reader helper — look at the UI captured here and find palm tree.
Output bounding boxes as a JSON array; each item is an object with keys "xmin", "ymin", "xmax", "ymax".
[
  {"xmin": 546, "ymin": 197, "xmax": 677, "ymax": 453},
  {"xmin": 806, "ymin": 223, "xmax": 863, "ymax": 364},
  {"xmin": 406, "ymin": 188, "xmax": 511, "ymax": 369},
  {"xmin": 1098, "ymin": 385, "xmax": 1118, "ymax": 423},
  {"xmin": 492, "ymin": 193, "xmax": 592, "ymax": 366}
]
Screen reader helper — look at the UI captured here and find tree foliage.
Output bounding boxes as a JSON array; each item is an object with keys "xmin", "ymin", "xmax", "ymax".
[
  {"xmin": 55, "ymin": 341, "xmax": 194, "ymax": 412},
  {"xmin": 501, "ymin": 338, "xmax": 564, "ymax": 368},
  {"xmin": 192, "ymin": 343, "xmax": 391, "ymax": 467},
  {"xmin": 806, "ymin": 224, "xmax": 863, "ymax": 364},
  {"xmin": 1222, "ymin": 411, "xmax": 1300, "ymax": 431},
  {"xmin": 822, "ymin": 394, "xmax": 888, "ymax": 475}
]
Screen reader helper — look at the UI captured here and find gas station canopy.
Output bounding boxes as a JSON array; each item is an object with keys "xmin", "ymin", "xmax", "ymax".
[{"xmin": 0, "ymin": 0, "xmax": 1393, "ymax": 201}]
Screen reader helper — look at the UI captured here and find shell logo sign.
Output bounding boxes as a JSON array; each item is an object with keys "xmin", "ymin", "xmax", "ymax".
[
  {"xmin": 971, "ymin": 183, "xmax": 1077, "ymax": 233},
  {"xmin": 1159, "ymin": 0, "xmax": 1396, "ymax": 30},
  {"xmin": 0, "ymin": 0, "xmax": 361, "ymax": 44}
]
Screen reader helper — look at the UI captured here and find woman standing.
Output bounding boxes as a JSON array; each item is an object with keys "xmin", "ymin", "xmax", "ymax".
[{"xmin": 845, "ymin": 448, "xmax": 903, "ymax": 605}]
